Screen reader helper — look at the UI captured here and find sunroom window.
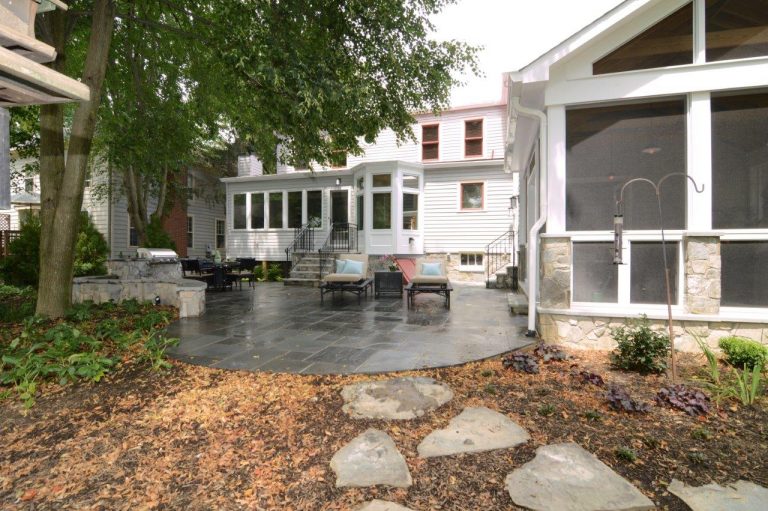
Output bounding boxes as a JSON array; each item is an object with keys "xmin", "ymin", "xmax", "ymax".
[
  {"xmin": 706, "ymin": 0, "xmax": 768, "ymax": 62},
  {"xmin": 721, "ymin": 241, "xmax": 768, "ymax": 307},
  {"xmin": 250, "ymin": 193, "xmax": 264, "ymax": 229},
  {"xmin": 630, "ymin": 242, "xmax": 678, "ymax": 304},
  {"xmin": 269, "ymin": 192, "xmax": 283, "ymax": 229},
  {"xmin": 572, "ymin": 242, "xmax": 618, "ymax": 303},
  {"xmin": 288, "ymin": 191, "xmax": 302, "ymax": 228},
  {"xmin": 593, "ymin": 3, "xmax": 693, "ymax": 75},
  {"xmin": 233, "ymin": 194, "xmax": 247, "ymax": 229}
]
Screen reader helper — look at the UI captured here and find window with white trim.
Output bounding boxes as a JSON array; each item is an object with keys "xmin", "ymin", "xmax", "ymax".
[
  {"xmin": 215, "ymin": 219, "xmax": 225, "ymax": 249},
  {"xmin": 459, "ymin": 253, "xmax": 483, "ymax": 271},
  {"xmin": 187, "ymin": 216, "xmax": 193, "ymax": 248}
]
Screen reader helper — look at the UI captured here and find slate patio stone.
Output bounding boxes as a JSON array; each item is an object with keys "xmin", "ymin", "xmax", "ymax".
[
  {"xmin": 505, "ymin": 443, "xmax": 655, "ymax": 511},
  {"xmin": 417, "ymin": 407, "xmax": 530, "ymax": 458},
  {"xmin": 330, "ymin": 429, "xmax": 412, "ymax": 488},
  {"xmin": 668, "ymin": 479, "xmax": 768, "ymax": 511},
  {"xmin": 341, "ymin": 377, "xmax": 454, "ymax": 420},
  {"xmin": 355, "ymin": 500, "xmax": 416, "ymax": 511},
  {"xmin": 167, "ymin": 283, "xmax": 531, "ymax": 374}
]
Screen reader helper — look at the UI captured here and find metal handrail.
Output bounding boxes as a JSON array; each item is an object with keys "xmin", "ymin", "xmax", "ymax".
[
  {"xmin": 318, "ymin": 223, "xmax": 359, "ymax": 278},
  {"xmin": 485, "ymin": 228, "xmax": 516, "ymax": 289},
  {"xmin": 285, "ymin": 223, "xmax": 315, "ymax": 271}
]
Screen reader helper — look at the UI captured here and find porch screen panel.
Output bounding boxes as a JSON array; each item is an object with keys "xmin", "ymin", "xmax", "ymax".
[
  {"xmin": 288, "ymin": 191, "xmax": 302, "ymax": 228},
  {"xmin": 250, "ymin": 193, "xmax": 264, "ymax": 229},
  {"xmin": 721, "ymin": 241, "xmax": 768, "ymax": 307},
  {"xmin": 572, "ymin": 242, "xmax": 618, "ymax": 303},
  {"xmin": 269, "ymin": 192, "xmax": 283, "ymax": 229},
  {"xmin": 712, "ymin": 93, "xmax": 768, "ymax": 229},
  {"xmin": 706, "ymin": 0, "xmax": 768, "ymax": 62},
  {"xmin": 566, "ymin": 100, "xmax": 686, "ymax": 231},
  {"xmin": 307, "ymin": 191, "xmax": 322, "ymax": 227},
  {"xmin": 593, "ymin": 3, "xmax": 693, "ymax": 75},
  {"xmin": 234, "ymin": 193, "xmax": 247, "ymax": 229},
  {"xmin": 373, "ymin": 193, "xmax": 391, "ymax": 229},
  {"xmin": 630, "ymin": 242, "xmax": 678, "ymax": 304}
]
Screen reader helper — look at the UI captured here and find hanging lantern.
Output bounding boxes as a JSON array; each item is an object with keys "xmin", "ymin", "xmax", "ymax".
[{"xmin": 613, "ymin": 214, "xmax": 624, "ymax": 264}]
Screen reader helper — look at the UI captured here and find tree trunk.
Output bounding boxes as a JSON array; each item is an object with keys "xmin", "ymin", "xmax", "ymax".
[{"xmin": 36, "ymin": 0, "xmax": 116, "ymax": 318}]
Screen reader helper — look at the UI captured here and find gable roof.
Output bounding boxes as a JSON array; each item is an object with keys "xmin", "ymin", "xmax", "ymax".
[{"xmin": 510, "ymin": 0, "xmax": 661, "ymax": 84}]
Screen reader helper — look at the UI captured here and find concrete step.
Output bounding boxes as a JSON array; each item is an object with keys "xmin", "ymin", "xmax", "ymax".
[
  {"xmin": 283, "ymin": 278, "xmax": 321, "ymax": 287},
  {"xmin": 508, "ymin": 292, "xmax": 528, "ymax": 314},
  {"xmin": 289, "ymin": 271, "xmax": 321, "ymax": 280}
]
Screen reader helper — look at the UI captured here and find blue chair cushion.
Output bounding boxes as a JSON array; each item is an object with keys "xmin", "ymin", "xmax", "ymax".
[
  {"xmin": 341, "ymin": 259, "xmax": 364, "ymax": 274},
  {"xmin": 335, "ymin": 259, "xmax": 349, "ymax": 273},
  {"xmin": 422, "ymin": 262, "xmax": 442, "ymax": 276}
]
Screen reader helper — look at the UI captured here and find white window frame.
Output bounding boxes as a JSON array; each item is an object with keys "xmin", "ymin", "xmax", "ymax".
[
  {"xmin": 305, "ymin": 189, "xmax": 324, "ymax": 229},
  {"xmin": 187, "ymin": 215, "xmax": 194, "ymax": 249},
  {"xmin": 128, "ymin": 217, "xmax": 139, "ymax": 248},
  {"xmin": 458, "ymin": 181, "xmax": 486, "ymax": 212},
  {"xmin": 459, "ymin": 252, "xmax": 484, "ymax": 272},
  {"xmin": 250, "ymin": 192, "xmax": 266, "ymax": 230},
  {"xmin": 215, "ymin": 218, "xmax": 226, "ymax": 249},
  {"xmin": 569, "ymin": 233, "xmax": 685, "ymax": 314},
  {"xmin": 402, "ymin": 173, "xmax": 420, "ymax": 232},
  {"xmin": 232, "ymin": 193, "xmax": 248, "ymax": 231}
]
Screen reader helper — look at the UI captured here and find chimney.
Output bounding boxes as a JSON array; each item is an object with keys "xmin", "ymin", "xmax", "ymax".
[{"xmin": 237, "ymin": 154, "xmax": 263, "ymax": 177}]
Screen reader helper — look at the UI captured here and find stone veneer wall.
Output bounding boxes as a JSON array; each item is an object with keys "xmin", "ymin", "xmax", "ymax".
[
  {"xmin": 536, "ymin": 235, "xmax": 768, "ymax": 351},
  {"xmin": 684, "ymin": 236, "xmax": 720, "ymax": 314},
  {"xmin": 539, "ymin": 238, "xmax": 570, "ymax": 308},
  {"xmin": 538, "ymin": 313, "xmax": 768, "ymax": 352}
]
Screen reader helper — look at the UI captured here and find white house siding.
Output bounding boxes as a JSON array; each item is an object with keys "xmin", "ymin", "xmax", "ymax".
[
  {"xmin": 235, "ymin": 103, "xmax": 507, "ymax": 177},
  {"xmin": 187, "ymin": 195, "xmax": 225, "ymax": 258},
  {"xmin": 422, "ymin": 164, "xmax": 517, "ymax": 253},
  {"xmin": 225, "ymin": 173, "xmax": 354, "ymax": 260}
]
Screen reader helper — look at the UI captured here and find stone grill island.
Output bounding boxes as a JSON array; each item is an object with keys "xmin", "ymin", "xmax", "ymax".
[{"xmin": 72, "ymin": 249, "xmax": 205, "ymax": 318}]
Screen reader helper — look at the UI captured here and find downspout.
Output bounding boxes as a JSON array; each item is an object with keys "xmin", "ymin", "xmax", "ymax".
[
  {"xmin": 509, "ymin": 94, "xmax": 547, "ymax": 337},
  {"xmin": 107, "ymin": 161, "xmax": 113, "ymax": 258}
]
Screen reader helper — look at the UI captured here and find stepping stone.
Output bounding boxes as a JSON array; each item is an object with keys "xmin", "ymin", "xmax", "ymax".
[
  {"xmin": 417, "ymin": 406, "xmax": 530, "ymax": 458},
  {"xmin": 330, "ymin": 429, "xmax": 412, "ymax": 488},
  {"xmin": 341, "ymin": 377, "xmax": 453, "ymax": 420},
  {"xmin": 355, "ymin": 500, "xmax": 416, "ymax": 511},
  {"xmin": 668, "ymin": 479, "xmax": 768, "ymax": 511},
  {"xmin": 505, "ymin": 443, "xmax": 655, "ymax": 511}
]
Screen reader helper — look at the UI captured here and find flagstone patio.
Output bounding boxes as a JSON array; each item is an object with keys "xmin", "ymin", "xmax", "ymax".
[{"xmin": 166, "ymin": 282, "xmax": 530, "ymax": 374}]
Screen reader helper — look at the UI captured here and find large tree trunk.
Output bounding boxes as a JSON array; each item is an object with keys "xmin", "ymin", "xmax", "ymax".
[{"xmin": 36, "ymin": 0, "xmax": 116, "ymax": 318}]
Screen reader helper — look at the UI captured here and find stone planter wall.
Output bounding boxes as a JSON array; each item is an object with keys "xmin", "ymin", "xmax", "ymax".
[
  {"xmin": 72, "ymin": 276, "xmax": 206, "ymax": 318},
  {"xmin": 538, "ymin": 313, "xmax": 768, "ymax": 353}
]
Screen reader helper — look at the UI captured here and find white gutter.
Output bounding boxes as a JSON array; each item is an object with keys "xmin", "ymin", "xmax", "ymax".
[{"xmin": 509, "ymin": 85, "xmax": 548, "ymax": 337}]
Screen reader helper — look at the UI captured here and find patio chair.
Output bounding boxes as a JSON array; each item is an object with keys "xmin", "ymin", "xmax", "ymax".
[
  {"xmin": 319, "ymin": 253, "xmax": 373, "ymax": 304},
  {"xmin": 406, "ymin": 258, "xmax": 453, "ymax": 309}
]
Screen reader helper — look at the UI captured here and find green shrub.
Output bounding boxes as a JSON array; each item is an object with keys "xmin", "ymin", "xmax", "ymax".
[
  {"xmin": 267, "ymin": 263, "xmax": 283, "ymax": 282},
  {"xmin": 0, "ymin": 213, "xmax": 108, "ymax": 288},
  {"xmin": 252, "ymin": 265, "xmax": 265, "ymax": 281},
  {"xmin": 141, "ymin": 329, "xmax": 179, "ymax": 370},
  {"xmin": 0, "ymin": 285, "xmax": 36, "ymax": 323},
  {"xmin": 718, "ymin": 336, "xmax": 768, "ymax": 371},
  {"xmin": 610, "ymin": 316, "xmax": 670, "ymax": 374},
  {"xmin": 614, "ymin": 447, "xmax": 637, "ymax": 463},
  {"xmin": 143, "ymin": 216, "xmax": 176, "ymax": 250}
]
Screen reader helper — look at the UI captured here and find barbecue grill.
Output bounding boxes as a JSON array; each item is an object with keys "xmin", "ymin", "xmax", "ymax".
[{"xmin": 136, "ymin": 248, "xmax": 179, "ymax": 263}]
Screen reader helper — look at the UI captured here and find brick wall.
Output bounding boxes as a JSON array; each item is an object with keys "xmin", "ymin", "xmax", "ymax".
[{"xmin": 163, "ymin": 200, "xmax": 188, "ymax": 257}]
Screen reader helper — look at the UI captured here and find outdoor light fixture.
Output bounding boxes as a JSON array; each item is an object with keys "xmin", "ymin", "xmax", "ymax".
[
  {"xmin": 613, "ymin": 214, "xmax": 624, "ymax": 264},
  {"xmin": 509, "ymin": 194, "xmax": 519, "ymax": 210},
  {"xmin": 335, "ymin": 177, "xmax": 341, "ymax": 187},
  {"xmin": 154, "ymin": 295, "xmax": 161, "ymax": 306}
]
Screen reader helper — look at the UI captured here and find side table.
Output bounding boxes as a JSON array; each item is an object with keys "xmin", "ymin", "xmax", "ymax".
[{"xmin": 375, "ymin": 271, "xmax": 403, "ymax": 298}]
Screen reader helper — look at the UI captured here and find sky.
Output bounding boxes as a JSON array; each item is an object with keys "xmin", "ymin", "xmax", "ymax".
[{"xmin": 431, "ymin": 0, "xmax": 624, "ymax": 106}]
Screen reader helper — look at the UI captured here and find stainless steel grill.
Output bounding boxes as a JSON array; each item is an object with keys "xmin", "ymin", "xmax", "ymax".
[{"xmin": 136, "ymin": 248, "xmax": 179, "ymax": 263}]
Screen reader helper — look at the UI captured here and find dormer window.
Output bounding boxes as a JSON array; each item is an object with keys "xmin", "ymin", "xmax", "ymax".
[
  {"xmin": 422, "ymin": 124, "xmax": 439, "ymax": 161},
  {"xmin": 464, "ymin": 119, "xmax": 483, "ymax": 157}
]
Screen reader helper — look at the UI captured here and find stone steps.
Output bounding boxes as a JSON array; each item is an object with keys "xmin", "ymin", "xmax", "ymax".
[{"xmin": 508, "ymin": 292, "xmax": 528, "ymax": 314}]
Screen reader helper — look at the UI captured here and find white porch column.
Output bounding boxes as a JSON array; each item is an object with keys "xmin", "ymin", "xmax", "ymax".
[
  {"xmin": 546, "ymin": 105, "xmax": 566, "ymax": 233},
  {"xmin": 687, "ymin": 92, "xmax": 712, "ymax": 231}
]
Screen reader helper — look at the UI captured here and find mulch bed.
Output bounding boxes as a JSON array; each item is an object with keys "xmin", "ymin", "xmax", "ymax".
[{"xmin": 0, "ymin": 348, "xmax": 766, "ymax": 510}]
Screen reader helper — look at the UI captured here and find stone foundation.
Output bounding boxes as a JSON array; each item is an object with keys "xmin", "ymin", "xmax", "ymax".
[
  {"xmin": 538, "ymin": 313, "xmax": 768, "ymax": 352},
  {"xmin": 423, "ymin": 253, "xmax": 485, "ymax": 284},
  {"xmin": 539, "ymin": 238, "xmax": 570, "ymax": 308},
  {"xmin": 72, "ymin": 276, "xmax": 206, "ymax": 318}
]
